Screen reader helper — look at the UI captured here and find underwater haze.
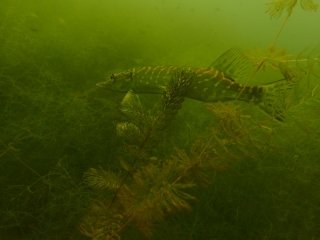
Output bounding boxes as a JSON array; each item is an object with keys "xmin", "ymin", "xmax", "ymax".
[{"xmin": 1, "ymin": 0, "xmax": 320, "ymax": 239}]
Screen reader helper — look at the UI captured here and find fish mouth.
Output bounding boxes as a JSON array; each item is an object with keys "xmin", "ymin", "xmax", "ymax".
[{"xmin": 96, "ymin": 80, "xmax": 112, "ymax": 88}]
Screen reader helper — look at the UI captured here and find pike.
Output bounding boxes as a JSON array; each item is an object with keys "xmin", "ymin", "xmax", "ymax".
[{"xmin": 97, "ymin": 48, "xmax": 294, "ymax": 121}]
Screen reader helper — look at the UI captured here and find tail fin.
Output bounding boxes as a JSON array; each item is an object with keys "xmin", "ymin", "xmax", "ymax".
[{"xmin": 259, "ymin": 79, "xmax": 295, "ymax": 121}]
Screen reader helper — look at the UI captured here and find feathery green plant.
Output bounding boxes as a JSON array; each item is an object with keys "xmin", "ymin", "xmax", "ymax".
[
  {"xmin": 79, "ymin": 0, "xmax": 320, "ymax": 240},
  {"xmin": 79, "ymin": 1, "xmax": 320, "ymax": 239},
  {"xmin": 79, "ymin": 67, "xmax": 200, "ymax": 239}
]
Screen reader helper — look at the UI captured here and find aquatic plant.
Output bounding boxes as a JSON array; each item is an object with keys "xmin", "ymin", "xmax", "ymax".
[
  {"xmin": 245, "ymin": 0, "xmax": 319, "ymax": 77},
  {"xmin": 79, "ymin": 1, "xmax": 320, "ymax": 239},
  {"xmin": 1, "ymin": 1, "xmax": 320, "ymax": 239}
]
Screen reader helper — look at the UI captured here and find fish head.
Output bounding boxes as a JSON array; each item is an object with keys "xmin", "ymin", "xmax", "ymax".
[{"xmin": 96, "ymin": 70, "xmax": 133, "ymax": 92}]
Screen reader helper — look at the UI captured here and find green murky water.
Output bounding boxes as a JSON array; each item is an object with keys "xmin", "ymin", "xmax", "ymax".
[{"xmin": 1, "ymin": 1, "xmax": 320, "ymax": 239}]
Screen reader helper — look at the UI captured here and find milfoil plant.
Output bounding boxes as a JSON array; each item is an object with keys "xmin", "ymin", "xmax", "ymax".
[{"xmin": 79, "ymin": 1, "xmax": 320, "ymax": 239}]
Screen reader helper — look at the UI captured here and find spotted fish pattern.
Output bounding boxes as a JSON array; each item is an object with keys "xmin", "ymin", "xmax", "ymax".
[
  {"xmin": 97, "ymin": 48, "xmax": 294, "ymax": 120},
  {"xmin": 125, "ymin": 65, "xmax": 265, "ymax": 104}
]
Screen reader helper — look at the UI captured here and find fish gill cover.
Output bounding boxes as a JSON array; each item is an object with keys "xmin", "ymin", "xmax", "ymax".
[{"xmin": 0, "ymin": 0, "xmax": 320, "ymax": 239}]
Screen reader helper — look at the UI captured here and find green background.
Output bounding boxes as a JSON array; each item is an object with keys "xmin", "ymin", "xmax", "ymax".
[{"xmin": 1, "ymin": 0, "xmax": 320, "ymax": 239}]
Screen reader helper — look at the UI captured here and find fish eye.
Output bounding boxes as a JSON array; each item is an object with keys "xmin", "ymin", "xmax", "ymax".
[{"xmin": 110, "ymin": 74, "xmax": 115, "ymax": 80}]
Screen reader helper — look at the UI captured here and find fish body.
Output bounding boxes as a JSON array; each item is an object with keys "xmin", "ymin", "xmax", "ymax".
[
  {"xmin": 97, "ymin": 48, "xmax": 294, "ymax": 120},
  {"xmin": 119, "ymin": 65, "xmax": 265, "ymax": 104}
]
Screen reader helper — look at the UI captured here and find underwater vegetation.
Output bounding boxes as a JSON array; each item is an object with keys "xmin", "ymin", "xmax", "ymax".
[
  {"xmin": 0, "ymin": 0, "xmax": 320, "ymax": 239},
  {"xmin": 78, "ymin": 1, "xmax": 320, "ymax": 239}
]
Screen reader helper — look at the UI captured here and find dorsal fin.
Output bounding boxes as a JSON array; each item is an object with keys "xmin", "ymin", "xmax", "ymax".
[{"xmin": 208, "ymin": 48, "xmax": 251, "ymax": 83}]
